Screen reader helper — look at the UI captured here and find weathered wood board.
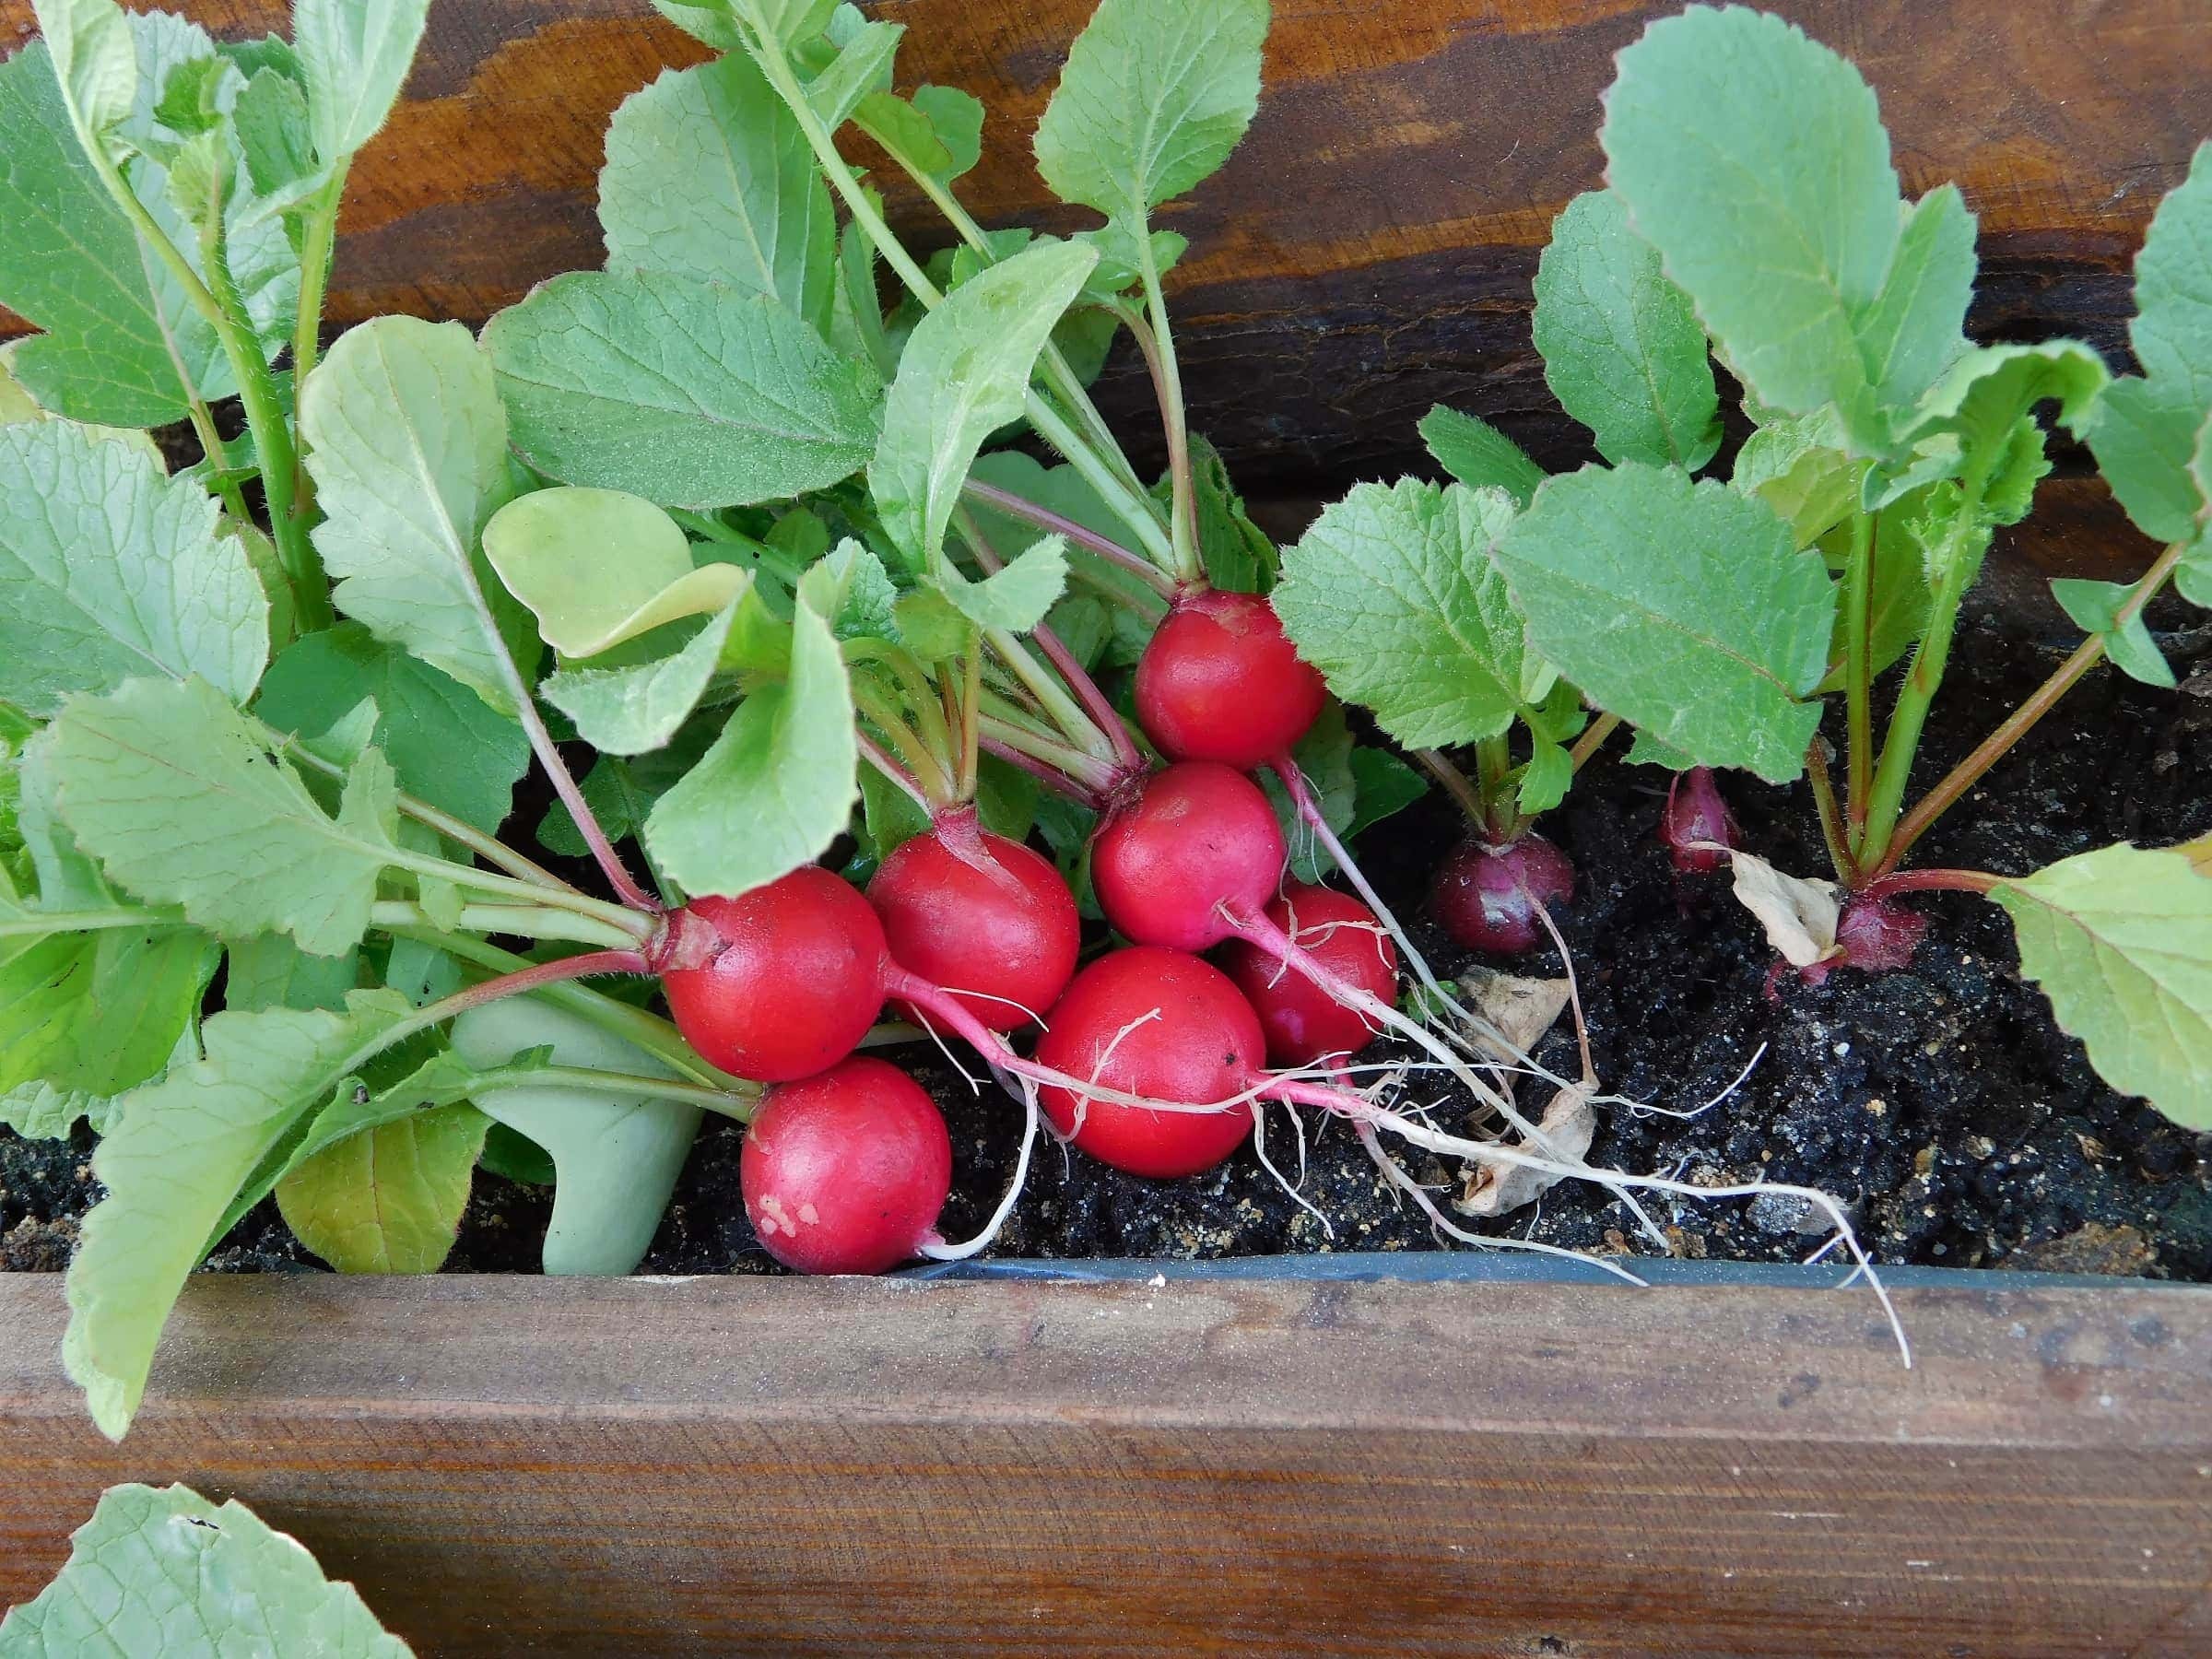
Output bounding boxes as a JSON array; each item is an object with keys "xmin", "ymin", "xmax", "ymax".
[
  {"xmin": 3, "ymin": 1274, "xmax": 2209, "ymax": 1654},
  {"xmin": 1, "ymin": 0, "xmax": 2206, "ymax": 488}
]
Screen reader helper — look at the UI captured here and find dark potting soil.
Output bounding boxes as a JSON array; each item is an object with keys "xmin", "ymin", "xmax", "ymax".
[{"xmin": 5, "ymin": 602, "xmax": 2209, "ymax": 1282}]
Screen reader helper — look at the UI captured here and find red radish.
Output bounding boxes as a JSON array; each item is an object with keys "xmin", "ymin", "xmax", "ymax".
[
  {"xmin": 741, "ymin": 1057, "xmax": 951, "ymax": 1274},
  {"xmin": 1432, "ymin": 835, "xmax": 1575, "ymax": 956},
  {"xmin": 1091, "ymin": 760, "xmax": 1286, "ymax": 950},
  {"xmin": 1135, "ymin": 588, "xmax": 1325, "ymax": 768},
  {"xmin": 1792, "ymin": 895, "xmax": 1930, "ymax": 990},
  {"xmin": 1660, "ymin": 766, "xmax": 1740, "ymax": 874},
  {"xmin": 1033, "ymin": 947, "xmax": 1260, "ymax": 1177},
  {"xmin": 658, "ymin": 866, "xmax": 886, "ymax": 1082},
  {"xmin": 866, "ymin": 809, "xmax": 1078, "ymax": 1030},
  {"xmin": 1221, "ymin": 884, "xmax": 1397, "ymax": 1066}
]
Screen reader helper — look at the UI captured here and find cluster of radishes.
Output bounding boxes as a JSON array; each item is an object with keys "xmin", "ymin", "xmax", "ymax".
[{"xmin": 648, "ymin": 588, "xmax": 1422, "ymax": 1275}]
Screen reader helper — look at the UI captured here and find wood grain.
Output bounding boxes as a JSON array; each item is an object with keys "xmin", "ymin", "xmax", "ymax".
[
  {"xmin": 1, "ymin": 0, "xmax": 2206, "ymax": 487},
  {"xmin": 4, "ymin": 1274, "xmax": 2209, "ymax": 1654}
]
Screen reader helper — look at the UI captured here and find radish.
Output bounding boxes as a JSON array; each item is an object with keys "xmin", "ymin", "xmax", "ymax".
[
  {"xmin": 657, "ymin": 866, "xmax": 887, "ymax": 1082},
  {"xmin": 866, "ymin": 808, "xmax": 1079, "ymax": 1031},
  {"xmin": 1032, "ymin": 946, "xmax": 1260, "ymax": 1177},
  {"xmin": 742, "ymin": 1056, "xmax": 952, "ymax": 1274},
  {"xmin": 1091, "ymin": 760, "xmax": 1286, "ymax": 950},
  {"xmin": 1220, "ymin": 884, "xmax": 1397, "ymax": 1066},
  {"xmin": 1660, "ymin": 766, "xmax": 1740, "ymax": 875},
  {"xmin": 1431, "ymin": 835, "xmax": 1575, "ymax": 957},
  {"xmin": 1135, "ymin": 588, "xmax": 1325, "ymax": 769}
]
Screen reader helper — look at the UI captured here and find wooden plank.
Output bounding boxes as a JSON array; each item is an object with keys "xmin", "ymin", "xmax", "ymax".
[
  {"xmin": 1, "ymin": 0, "xmax": 2206, "ymax": 486},
  {"xmin": 3, "ymin": 1274, "xmax": 2208, "ymax": 1654}
]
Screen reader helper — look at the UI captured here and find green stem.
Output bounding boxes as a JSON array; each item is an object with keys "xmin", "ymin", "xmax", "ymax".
[
  {"xmin": 368, "ymin": 900, "xmax": 643, "ymax": 952},
  {"xmin": 182, "ymin": 396, "xmax": 248, "ymax": 518},
  {"xmin": 1869, "ymin": 534, "xmax": 2194, "ymax": 881},
  {"xmin": 957, "ymin": 642, "xmax": 983, "ymax": 800},
  {"xmin": 336, "ymin": 947, "xmax": 652, "ymax": 1075},
  {"xmin": 1136, "ymin": 231, "xmax": 1202, "ymax": 584},
  {"xmin": 977, "ymin": 714, "xmax": 1123, "ymax": 794},
  {"xmin": 959, "ymin": 480, "xmax": 1177, "ymax": 597},
  {"xmin": 1412, "ymin": 747, "xmax": 1491, "ymax": 837},
  {"xmin": 1857, "ymin": 472, "xmax": 1991, "ymax": 868},
  {"xmin": 488, "ymin": 1063, "xmax": 758, "ymax": 1121},
  {"xmin": 385, "ymin": 848, "xmax": 658, "ymax": 942},
  {"xmin": 289, "ymin": 162, "xmax": 348, "ymax": 391},
  {"xmin": 1840, "ymin": 508, "xmax": 1876, "ymax": 847},
  {"xmin": 1806, "ymin": 736, "xmax": 1855, "ymax": 886},
  {"xmin": 1566, "ymin": 712, "xmax": 1622, "ymax": 772},
  {"xmin": 852, "ymin": 675, "xmax": 956, "ymax": 806},
  {"xmin": 0, "ymin": 906, "xmax": 179, "ymax": 939},
  {"xmin": 1860, "ymin": 866, "xmax": 2002, "ymax": 900}
]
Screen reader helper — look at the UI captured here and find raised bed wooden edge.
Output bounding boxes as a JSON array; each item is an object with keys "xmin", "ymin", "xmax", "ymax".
[{"xmin": 3, "ymin": 1272, "xmax": 2208, "ymax": 1653}]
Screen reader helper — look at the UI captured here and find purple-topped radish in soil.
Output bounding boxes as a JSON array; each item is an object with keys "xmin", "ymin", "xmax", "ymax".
[
  {"xmin": 1431, "ymin": 835, "xmax": 1575, "ymax": 957},
  {"xmin": 741, "ymin": 1058, "xmax": 953, "ymax": 1274},
  {"xmin": 1659, "ymin": 766, "xmax": 1740, "ymax": 875}
]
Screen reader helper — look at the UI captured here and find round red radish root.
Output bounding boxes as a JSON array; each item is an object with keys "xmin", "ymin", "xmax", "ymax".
[
  {"xmin": 1034, "ymin": 947, "xmax": 1260, "ymax": 1178},
  {"xmin": 1091, "ymin": 761, "xmax": 1287, "ymax": 951},
  {"xmin": 660, "ymin": 866, "xmax": 886, "ymax": 1082},
  {"xmin": 1661, "ymin": 766, "xmax": 1740, "ymax": 875},
  {"xmin": 1135, "ymin": 589, "xmax": 1326, "ymax": 768},
  {"xmin": 741, "ymin": 1057, "xmax": 951, "ymax": 1274},
  {"xmin": 1431, "ymin": 835, "xmax": 1575, "ymax": 957},
  {"xmin": 1221, "ymin": 884, "xmax": 1397, "ymax": 1067},
  {"xmin": 867, "ymin": 811, "xmax": 1078, "ymax": 1031}
]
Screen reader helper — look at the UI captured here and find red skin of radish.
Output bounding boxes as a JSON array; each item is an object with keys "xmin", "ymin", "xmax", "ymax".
[
  {"xmin": 1660, "ymin": 767, "xmax": 1741, "ymax": 875},
  {"xmin": 1431, "ymin": 834, "xmax": 1575, "ymax": 957},
  {"xmin": 866, "ymin": 811, "xmax": 1079, "ymax": 1031},
  {"xmin": 741, "ymin": 1056, "xmax": 951, "ymax": 1274},
  {"xmin": 1135, "ymin": 589, "xmax": 1326, "ymax": 769},
  {"xmin": 1220, "ymin": 884, "xmax": 1397, "ymax": 1067},
  {"xmin": 1092, "ymin": 761, "xmax": 1287, "ymax": 951},
  {"xmin": 1034, "ymin": 947, "xmax": 1261, "ymax": 1178},
  {"xmin": 1790, "ymin": 895, "xmax": 1930, "ymax": 990},
  {"xmin": 660, "ymin": 866, "xmax": 886, "ymax": 1082}
]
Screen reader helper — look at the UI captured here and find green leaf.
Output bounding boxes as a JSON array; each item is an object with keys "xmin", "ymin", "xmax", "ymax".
[
  {"xmin": 1183, "ymin": 431, "xmax": 1277, "ymax": 594},
  {"xmin": 600, "ymin": 53, "xmax": 836, "ymax": 335},
  {"xmin": 2, "ymin": 1079, "xmax": 108, "ymax": 1140},
  {"xmin": 233, "ymin": 65, "xmax": 315, "ymax": 199},
  {"xmin": 652, "ymin": 0, "xmax": 745, "ymax": 52},
  {"xmin": 731, "ymin": 0, "xmax": 838, "ymax": 52},
  {"xmin": 2091, "ymin": 375, "xmax": 2206, "ymax": 547},
  {"xmin": 224, "ymin": 933, "xmax": 361, "ymax": 1013},
  {"xmin": 31, "ymin": 0, "xmax": 136, "ymax": 153},
  {"xmin": 541, "ymin": 602, "xmax": 739, "ymax": 757},
  {"xmin": 0, "ymin": 420, "xmax": 268, "ymax": 715},
  {"xmin": 1902, "ymin": 339, "xmax": 2107, "ymax": 462},
  {"xmin": 643, "ymin": 597, "xmax": 856, "ymax": 899},
  {"xmin": 0, "ymin": 925, "xmax": 217, "ymax": 1125},
  {"xmin": 1033, "ymin": 0, "xmax": 1266, "ymax": 227},
  {"xmin": 2052, "ymin": 578, "xmax": 2174, "ymax": 688},
  {"xmin": 1995, "ymin": 844, "xmax": 2212, "ymax": 1128},
  {"xmin": 942, "ymin": 535, "xmax": 1068, "ymax": 632},
  {"xmin": 479, "ymin": 1121, "xmax": 556, "ymax": 1185},
  {"xmin": 450, "ymin": 997, "xmax": 700, "ymax": 1276},
  {"xmin": 1733, "ymin": 409, "xmax": 1865, "ymax": 547},
  {"xmin": 1532, "ymin": 189, "xmax": 1720, "ymax": 469},
  {"xmin": 1814, "ymin": 488, "xmax": 1938, "ymax": 689},
  {"xmin": 300, "ymin": 317, "xmax": 529, "ymax": 714},
  {"xmin": 805, "ymin": 15, "xmax": 901, "ymax": 134},
  {"xmin": 870, "ymin": 238, "xmax": 1097, "ymax": 567},
  {"xmin": 293, "ymin": 0, "xmax": 429, "ymax": 163},
  {"xmin": 1347, "ymin": 745, "xmax": 1428, "ymax": 840},
  {"xmin": 537, "ymin": 743, "xmax": 705, "ymax": 862},
  {"xmin": 1602, "ymin": 6, "xmax": 1973, "ymax": 454},
  {"xmin": 1275, "ymin": 479, "xmax": 1530, "ymax": 748},
  {"xmin": 1418, "ymin": 405, "xmax": 1547, "ymax": 508},
  {"xmin": 2184, "ymin": 418, "xmax": 2212, "ymax": 610},
  {"xmin": 47, "ymin": 677, "xmax": 402, "ymax": 957},
  {"xmin": 1493, "ymin": 464, "xmax": 1834, "ymax": 782},
  {"xmin": 853, "ymin": 84, "xmax": 984, "ymax": 186},
  {"xmin": 482, "ymin": 486, "xmax": 747, "ymax": 657},
  {"xmin": 0, "ymin": 1483, "xmax": 411, "ymax": 1653},
  {"xmin": 1516, "ymin": 738, "xmax": 1574, "ymax": 818},
  {"xmin": 63, "ymin": 992, "xmax": 412, "ymax": 1438},
  {"xmin": 276, "ymin": 1103, "xmax": 488, "ymax": 1275},
  {"xmin": 484, "ymin": 269, "xmax": 881, "ymax": 511},
  {"xmin": 254, "ymin": 624, "xmax": 528, "ymax": 831}
]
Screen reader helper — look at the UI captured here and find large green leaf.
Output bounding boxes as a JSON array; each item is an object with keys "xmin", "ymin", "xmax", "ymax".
[
  {"xmin": 1601, "ymin": 6, "xmax": 1972, "ymax": 454},
  {"xmin": 293, "ymin": 0, "xmax": 428, "ymax": 163},
  {"xmin": 62, "ymin": 992, "xmax": 412, "ymax": 1439},
  {"xmin": 1532, "ymin": 189, "xmax": 1719, "ymax": 470},
  {"xmin": 30, "ymin": 0, "xmax": 136, "ymax": 155},
  {"xmin": 253, "ymin": 624, "xmax": 529, "ymax": 832},
  {"xmin": 1995, "ymin": 844, "xmax": 2212, "ymax": 1128},
  {"xmin": 0, "ymin": 1483, "xmax": 411, "ymax": 1654},
  {"xmin": 0, "ymin": 926, "xmax": 218, "ymax": 1131},
  {"xmin": 300, "ymin": 316, "xmax": 527, "ymax": 714},
  {"xmin": 46, "ymin": 676, "xmax": 402, "ymax": 957},
  {"xmin": 600, "ymin": 53, "xmax": 835, "ymax": 335},
  {"xmin": 0, "ymin": 421, "xmax": 267, "ymax": 716},
  {"xmin": 1492, "ymin": 464, "xmax": 1834, "ymax": 782},
  {"xmin": 1032, "ymin": 0, "xmax": 1266, "ymax": 227},
  {"xmin": 484, "ymin": 268, "xmax": 880, "ymax": 511},
  {"xmin": 642, "ymin": 597, "xmax": 855, "ymax": 900},
  {"xmin": 1275, "ymin": 479, "xmax": 1530, "ymax": 748},
  {"xmin": 869, "ymin": 238, "xmax": 1097, "ymax": 568},
  {"xmin": 451, "ymin": 996, "xmax": 699, "ymax": 1276},
  {"xmin": 276, "ymin": 1103, "xmax": 489, "ymax": 1275}
]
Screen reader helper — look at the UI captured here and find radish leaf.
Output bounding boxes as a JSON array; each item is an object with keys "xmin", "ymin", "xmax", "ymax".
[
  {"xmin": 1418, "ymin": 405, "xmax": 1546, "ymax": 508},
  {"xmin": 293, "ymin": 0, "xmax": 429, "ymax": 163},
  {"xmin": 0, "ymin": 926, "xmax": 218, "ymax": 1129},
  {"xmin": 1996, "ymin": 845, "xmax": 2212, "ymax": 1128},
  {"xmin": 542, "ymin": 600, "xmax": 741, "ymax": 757},
  {"xmin": 1493, "ymin": 464, "xmax": 1833, "ymax": 782},
  {"xmin": 276, "ymin": 1102, "xmax": 488, "ymax": 1274},
  {"xmin": 484, "ymin": 269, "xmax": 880, "ymax": 511}
]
